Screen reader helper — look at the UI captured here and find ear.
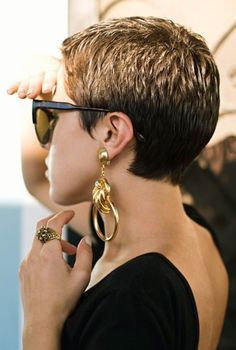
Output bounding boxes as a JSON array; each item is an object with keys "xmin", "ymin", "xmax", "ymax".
[{"xmin": 94, "ymin": 112, "xmax": 134, "ymax": 160}]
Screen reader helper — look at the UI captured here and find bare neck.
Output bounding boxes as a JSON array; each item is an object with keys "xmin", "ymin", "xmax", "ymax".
[{"xmin": 100, "ymin": 172, "xmax": 190, "ymax": 263}]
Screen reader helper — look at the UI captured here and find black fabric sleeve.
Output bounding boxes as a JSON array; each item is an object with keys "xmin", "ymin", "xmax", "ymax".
[
  {"xmin": 79, "ymin": 290, "xmax": 172, "ymax": 350},
  {"xmin": 62, "ymin": 254, "xmax": 199, "ymax": 350}
]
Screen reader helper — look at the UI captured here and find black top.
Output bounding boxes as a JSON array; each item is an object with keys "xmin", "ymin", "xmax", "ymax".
[
  {"xmin": 62, "ymin": 253, "xmax": 199, "ymax": 350},
  {"xmin": 61, "ymin": 253, "xmax": 199, "ymax": 350},
  {"xmin": 63, "ymin": 204, "xmax": 220, "ymax": 350}
]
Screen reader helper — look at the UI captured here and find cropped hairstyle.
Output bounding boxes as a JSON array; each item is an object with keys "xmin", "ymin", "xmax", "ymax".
[{"xmin": 61, "ymin": 16, "xmax": 220, "ymax": 184}]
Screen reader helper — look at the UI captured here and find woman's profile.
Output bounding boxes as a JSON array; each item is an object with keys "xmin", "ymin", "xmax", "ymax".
[{"xmin": 9, "ymin": 17, "xmax": 228, "ymax": 350}]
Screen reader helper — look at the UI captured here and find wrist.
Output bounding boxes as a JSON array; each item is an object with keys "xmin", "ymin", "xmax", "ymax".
[
  {"xmin": 24, "ymin": 317, "xmax": 64, "ymax": 333},
  {"xmin": 23, "ymin": 323, "xmax": 63, "ymax": 350}
]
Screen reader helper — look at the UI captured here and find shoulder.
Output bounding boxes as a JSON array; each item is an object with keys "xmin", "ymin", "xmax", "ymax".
[
  {"xmin": 109, "ymin": 252, "xmax": 196, "ymax": 296},
  {"xmin": 75, "ymin": 253, "xmax": 199, "ymax": 350},
  {"xmin": 183, "ymin": 203, "xmax": 221, "ymax": 251},
  {"xmin": 111, "ymin": 253, "xmax": 199, "ymax": 319},
  {"xmin": 92, "ymin": 253, "xmax": 199, "ymax": 336}
]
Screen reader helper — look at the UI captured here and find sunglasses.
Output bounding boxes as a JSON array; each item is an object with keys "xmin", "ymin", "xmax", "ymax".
[
  {"xmin": 32, "ymin": 99, "xmax": 145, "ymax": 145},
  {"xmin": 32, "ymin": 100, "xmax": 110, "ymax": 144}
]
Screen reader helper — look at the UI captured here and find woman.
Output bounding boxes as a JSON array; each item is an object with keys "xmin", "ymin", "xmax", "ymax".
[{"xmin": 9, "ymin": 17, "xmax": 228, "ymax": 350}]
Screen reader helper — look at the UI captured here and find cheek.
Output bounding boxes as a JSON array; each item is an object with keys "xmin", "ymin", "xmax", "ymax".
[{"xmin": 48, "ymin": 135, "xmax": 100, "ymax": 205}]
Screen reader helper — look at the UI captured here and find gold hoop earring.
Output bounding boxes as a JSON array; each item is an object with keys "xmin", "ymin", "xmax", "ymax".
[{"xmin": 92, "ymin": 147, "xmax": 119, "ymax": 241}]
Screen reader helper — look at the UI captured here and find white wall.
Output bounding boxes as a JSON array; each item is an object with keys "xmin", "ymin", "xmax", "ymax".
[
  {"xmin": 0, "ymin": 1, "xmax": 68, "ymax": 349},
  {"xmin": 0, "ymin": 0, "xmax": 68, "ymax": 204}
]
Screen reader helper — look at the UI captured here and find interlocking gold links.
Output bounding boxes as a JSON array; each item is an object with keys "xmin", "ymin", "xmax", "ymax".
[{"xmin": 92, "ymin": 148, "xmax": 119, "ymax": 241}]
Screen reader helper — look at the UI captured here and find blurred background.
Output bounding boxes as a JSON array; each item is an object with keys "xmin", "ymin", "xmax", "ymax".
[
  {"xmin": 0, "ymin": 1, "xmax": 235, "ymax": 349},
  {"xmin": 0, "ymin": 1, "xmax": 67, "ymax": 349}
]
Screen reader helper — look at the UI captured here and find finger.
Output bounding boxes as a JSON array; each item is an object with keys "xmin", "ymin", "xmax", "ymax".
[
  {"xmin": 7, "ymin": 82, "xmax": 20, "ymax": 95},
  {"xmin": 42, "ymin": 70, "xmax": 58, "ymax": 94},
  {"xmin": 46, "ymin": 210, "xmax": 75, "ymax": 233},
  {"xmin": 17, "ymin": 80, "xmax": 29, "ymax": 98},
  {"xmin": 26, "ymin": 74, "xmax": 44, "ymax": 98},
  {"xmin": 31, "ymin": 213, "xmax": 56, "ymax": 253},
  {"xmin": 36, "ymin": 213, "xmax": 57, "ymax": 231},
  {"xmin": 71, "ymin": 236, "xmax": 93, "ymax": 290},
  {"xmin": 41, "ymin": 210, "xmax": 75, "ymax": 253},
  {"xmin": 61, "ymin": 240, "xmax": 77, "ymax": 255}
]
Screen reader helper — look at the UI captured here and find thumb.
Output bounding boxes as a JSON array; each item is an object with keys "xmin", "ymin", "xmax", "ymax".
[{"xmin": 71, "ymin": 236, "xmax": 93, "ymax": 291}]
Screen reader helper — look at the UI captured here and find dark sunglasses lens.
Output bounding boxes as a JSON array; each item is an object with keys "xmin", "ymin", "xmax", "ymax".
[{"xmin": 35, "ymin": 108, "xmax": 51, "ymax": 144}]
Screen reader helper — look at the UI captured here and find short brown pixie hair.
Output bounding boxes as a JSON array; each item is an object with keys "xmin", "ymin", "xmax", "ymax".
[{"xmin": 61, "ymin": 16, "xmax": 219, "ymax": 184}]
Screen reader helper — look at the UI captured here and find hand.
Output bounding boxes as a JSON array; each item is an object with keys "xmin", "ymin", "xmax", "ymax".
[
  {"xmin": 7, "ymin": 55, "xmax": 60, "ymax": 99},
  {"xmin": 19, "ymin": 210, "xmax": 93, "ymax": 331}
]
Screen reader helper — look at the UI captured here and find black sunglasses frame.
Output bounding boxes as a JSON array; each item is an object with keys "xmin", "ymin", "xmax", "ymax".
[
  {"xmin": 32, "ymin": 99, "xmax": 111, "ymax": 124},
  {"xmin": 32, "ymin": 99, "xmax": 145, "ymax": 144}
]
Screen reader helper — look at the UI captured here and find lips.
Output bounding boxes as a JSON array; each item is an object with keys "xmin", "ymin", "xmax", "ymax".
[
  {"xmin": 45, "ymin": 157, "xmax": 49, "ymax": 168},
  {"xmin": 45, "ymin": 158, "xmax": 49, "ymax": 179}
]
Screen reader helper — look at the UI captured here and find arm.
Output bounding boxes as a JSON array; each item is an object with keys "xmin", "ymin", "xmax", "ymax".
[{"xmin": 23, "ymin": 327, "xmax": 61, "ymax": 350}]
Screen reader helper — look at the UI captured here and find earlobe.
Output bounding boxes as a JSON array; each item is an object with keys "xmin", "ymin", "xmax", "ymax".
[{"xmin": 104, "ymin": 112, "xmax": 134, "ymax": 160}]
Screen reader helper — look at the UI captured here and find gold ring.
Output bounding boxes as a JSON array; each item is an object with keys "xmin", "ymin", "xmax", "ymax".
[{"xmin": 36, "ymin": 226, "xmax": 61, "ymax": 243}]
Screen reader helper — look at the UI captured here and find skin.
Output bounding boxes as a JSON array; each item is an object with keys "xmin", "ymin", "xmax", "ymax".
[
  {"xmin": 20, "ymin": 210, "xmax": 93, "ymax": 350},
  {"xmin": 10, "ymin": 58, "xmax": 92, "ymax": 236},
  {"xmin": 10, "ymin": 56, "xmax": 236, "ymax": 236},
  {"xmin": 8, "ymin": 61, "xmax": 228, "ymax": 350}
]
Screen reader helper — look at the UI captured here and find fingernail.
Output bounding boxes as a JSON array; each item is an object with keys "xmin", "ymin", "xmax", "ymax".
[
  {"xmin": 18, "ymin": 88, "xmax": 26, "ymax": 97},
  {"xmin": 42, "ymin": 83, "xmax": 51, "ymax": 93},
  {"xmin": 84, "ymin": 236, "xmax": 92, "ymax": 247},
  {"xmin": 27, "ymin": 88, "xmax": 33, "ymax": 96},
  {"xmin": 7, "ymin": 87, "xmax": 13, "ymax": 94},
  {"xmin": 18, "ymin": 87, "xmax": 25, "ymax": 93}
]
